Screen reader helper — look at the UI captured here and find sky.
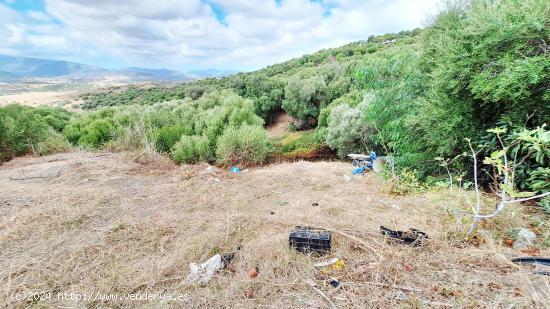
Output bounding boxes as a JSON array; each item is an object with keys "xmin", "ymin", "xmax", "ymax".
[{"xmin": 0, "ymin": 0, "xmax": 441, "ymax": 72}]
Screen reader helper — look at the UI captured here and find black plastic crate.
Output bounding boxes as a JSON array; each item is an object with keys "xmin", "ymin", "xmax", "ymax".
[{"xmin": 289, "ymin": 226, "xmax": 331, "ymax": 253}]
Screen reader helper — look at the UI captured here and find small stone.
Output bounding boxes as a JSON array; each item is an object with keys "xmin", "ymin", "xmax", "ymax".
[
  {"xmin": 247, "ymin": 267, "xmax": 258, "ymax": 278},
  {"xmin": 202, "ymin": 165, "xmax": 219, "ymax": 174},
  {"xmin": 513, "ymin": 228, "xmax": 536, "ymax": 250},
  {"xmin": 343, "ymin": 175, "xmax": 352, "ymax": 182},
  {"xmin": 391, "ymin": 204, "xmax": 401, "ymax": 210}
]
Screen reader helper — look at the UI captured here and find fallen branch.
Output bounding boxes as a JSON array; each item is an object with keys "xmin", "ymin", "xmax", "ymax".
[
  {"xmin": 308, "ymin": 281, "xmax": 337, "ymax": 309},
  {"xmin": 90, "ymin": 154, "xmax": 109, "ymax": 158}
]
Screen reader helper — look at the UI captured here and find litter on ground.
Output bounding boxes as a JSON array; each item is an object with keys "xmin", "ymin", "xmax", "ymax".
[
  {"xmin": 186, "ymin": 254, "xmax": 225, "ymax": 285},
  {"xmin": 289, "ymin": 226, "xmax": 331, "ymax": 254},
  {"xmin": 314, "ymin": 258, "xmax": 344, "ymax": 270},
  {"xmin": 380, "ymin": 226, "xmax": 428, "ymax": 246},
  {"xmin": 201, "ymin": 165, "xmax": 220, "ymax": 174},
  {"xmin": 348, "ymin": 151, "xmax": 378, "ymax": 175},
  {"xmin": 511, "ymin": 257, "xmax": 550, "ymax": 276}
]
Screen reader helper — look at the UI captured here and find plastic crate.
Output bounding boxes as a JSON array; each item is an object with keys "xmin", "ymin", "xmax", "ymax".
[{"xmin": 289, "ymin": 226, "xmax": 331, "ymax": 253}]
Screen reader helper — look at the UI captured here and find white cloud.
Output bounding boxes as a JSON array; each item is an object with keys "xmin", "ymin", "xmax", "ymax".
[
  {"xmin": 6, "ymin": 24, "xmax": 24, "ymax": 44},
  {"xmin": 0, "ymin": 0, "xmax": 442, "ymax": 71}
]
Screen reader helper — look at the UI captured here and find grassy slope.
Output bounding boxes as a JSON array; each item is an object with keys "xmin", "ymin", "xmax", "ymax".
[{"xmin": 1, "ymin": 151, "xmax": 548, "ymax": 307}]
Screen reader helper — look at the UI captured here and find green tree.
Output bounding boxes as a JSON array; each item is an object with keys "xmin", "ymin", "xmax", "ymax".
[{"xmin": 282, "ymin": 75, "xmax": 327, "ymax": 128}]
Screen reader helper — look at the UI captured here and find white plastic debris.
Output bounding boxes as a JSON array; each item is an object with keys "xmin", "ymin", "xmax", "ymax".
[
  {"xmin": 201, "ymin": 165, "xmax": 219, "ymax": 174},
  {"xmin": 343, "ymin": 175, "xmax": 352, "ymax": 182},
  {"xmin": 391, "ymin": 204, "xmax": 401, "ymax": 210},
  {"xmin": 513, "ymin": 228, "xmax": 536, "ymax": 250},
  {"xmin": 314, "ymin": 258, "xmax": 338, "ymax": 268},
  {"xmin": 186, "ymin": 254, "xmax": 224, "ymax": 285}
]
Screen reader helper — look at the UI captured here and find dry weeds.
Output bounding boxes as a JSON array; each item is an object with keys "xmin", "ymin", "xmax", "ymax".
[{"xmin": 0, "ymin": 151, "xmax": 549, "ymax": 308}]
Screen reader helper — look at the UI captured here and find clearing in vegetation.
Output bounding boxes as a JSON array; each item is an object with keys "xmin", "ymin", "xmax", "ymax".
[{"xmin": 1, "ymin": 152, "xmax": 549, "ymax": 307}]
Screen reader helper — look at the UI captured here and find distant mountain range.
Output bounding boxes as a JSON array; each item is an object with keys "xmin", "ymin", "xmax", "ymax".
[{"xmin": 0, "ymin": 55, "xmax": 235, "ymax": 83}]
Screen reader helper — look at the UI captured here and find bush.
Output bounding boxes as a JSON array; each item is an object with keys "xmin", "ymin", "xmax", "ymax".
[
  {"xmin": 282, "ymin": 75, "xmax": 327, "ymax": 128},
  {"xmin": 36, "ymin": 128, "xmax": 70, "ymax": 156},
  {"xmin": 0, "ymin": 104, "xmax": 54, "ymax": 161},
  {"xmin": 416, "ymin": 0, "xmax": 550, "ymax": 173},
  {"xmin": 171, "ymin": 135, "xmax": 212, "ymax": 164},
  {"xmin": 325, "ymin": 98, "xmax": 371, "ymax": 158},
  {"xmin": 216, "ymin": 125, "xmax": 271, "ymax": 165},
  {"xmin": 388, "ymin": 168, "xmax": 424, "ymax": 195},
  {"xmin": 280, "ymin": 131, "xmax": 320, "ymax": 154},
  {"xmin": 154, "ymin": 125, "xmax": 185, "ymax": 153},
  {"xmin": 34, "ymin": 106, "xmax": 71, "ymax": 132},
  {"xmin": 78, "ymin": 119, "xmax": 114, "ymax": 148},
  {"xmin": 481, "ymin": 124, "xmax": 550, "ymax": 193},
  {"xmin": 0, "ymin": 104, "xmax": 72, "ymax": 162}
]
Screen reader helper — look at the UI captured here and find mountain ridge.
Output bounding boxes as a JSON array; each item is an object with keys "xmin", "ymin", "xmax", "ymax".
[{"xmin": 0, "ymin": 55, "xmax": 235, "ymax": 83}]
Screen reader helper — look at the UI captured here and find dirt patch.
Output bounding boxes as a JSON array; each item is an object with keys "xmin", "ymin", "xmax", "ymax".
[
  {"xmin": 0, "ymin": 151, "xmax": 548, "ymax": 308},
  {"xmin": 267, "ymin": 111, "xmax": 293, "ymax": 138}
]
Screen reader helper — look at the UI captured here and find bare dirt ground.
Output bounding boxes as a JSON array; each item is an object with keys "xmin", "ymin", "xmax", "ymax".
[
  {"xmin": 0, "ymin": 90, "xmax": 80, "ymax": 108},
  {"xmin": 267, "ymin": 111, "xmax": 293, "ymax": 138},
  {"xmin": 1, "ymin": 151, "xmax": 549, "ymax": 308},
  {"xmin": 0, "ymin": 79, "xmax": 140, "ymax": 109}
]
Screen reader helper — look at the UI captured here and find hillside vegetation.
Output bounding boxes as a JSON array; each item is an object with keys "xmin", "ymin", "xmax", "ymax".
[{"xmin": 1, "ymin": 0, "xmax": 549, "ymax": 196}]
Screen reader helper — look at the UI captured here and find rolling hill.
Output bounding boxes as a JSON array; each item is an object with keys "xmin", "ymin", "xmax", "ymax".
[{"xmin": 0, "ymin": 55, "xmax": 234, "ymax": 83}]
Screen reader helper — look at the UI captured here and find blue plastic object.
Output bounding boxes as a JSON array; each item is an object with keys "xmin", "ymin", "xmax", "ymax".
[
  {"xmin": 370, "ymin": 151, "xmax": 377, "ymax": 161},
  {"xmin": 351, "ymin": 151, "xmax": 377, "ymax": 175},
  {"xmin": 230, "ymin": 166, "xmax": 240, "ymax": 173}
]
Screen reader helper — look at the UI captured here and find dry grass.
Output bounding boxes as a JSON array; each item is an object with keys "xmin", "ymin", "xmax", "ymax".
[{"xmin": 0, "ymin": 151, "xmax": 549, "ymax": 308}]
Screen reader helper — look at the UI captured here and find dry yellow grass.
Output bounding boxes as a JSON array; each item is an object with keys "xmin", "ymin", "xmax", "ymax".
[{"xmin": 0, "ymin": 151, "xmax": 549, "ymax": 308}]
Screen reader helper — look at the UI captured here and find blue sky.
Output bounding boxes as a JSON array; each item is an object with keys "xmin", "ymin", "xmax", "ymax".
[{"xmin": 0, "ymin": 0, "xmax": 441, "ymax": 71}]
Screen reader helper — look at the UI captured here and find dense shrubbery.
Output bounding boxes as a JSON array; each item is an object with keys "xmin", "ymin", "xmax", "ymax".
[
  {"xmin": 36, "ymin": 129, "xmax": 70, "ymax": 156},
  {"xmin": 154, "ymin": 125, "xmax": 186, "ymax": 153},
  {"xmin": 325, "ymin": 98, "xmax": 371, "ymax": 158},
  {"xmin": 415, "ymin": 0, "xmax": 549, "ymax": 174},
  {"xmin": 80, "ymin": 86, "xmax": 184, "ymax": 109},
  {"xmin": 480, "ymin": 125, "xmax": 550, "ymax": 193},
  {"xmin": 216, "ymin": 125, "xmax": 271, "ymax": 165},
  {"xmin": 62, "ymin": 91, "xmax": 269, "ymax": 164},
  {"xmin": 0, "ymin": 104, "xmax": 71, "ymax": 162},
  {"xmin": 282, "ymin": 75, "xmax": 327, "ymax": 127},
  {"xmin": 320, "ymin": 0, "xmax": 549, "ymax": 190},
  {"xmin": 230, "ymin": 74, "xmax": 285, "ymax": 123},
  {"xmin": 171, "ymin": 135, "xmax": 211, "ymax": 163}
]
